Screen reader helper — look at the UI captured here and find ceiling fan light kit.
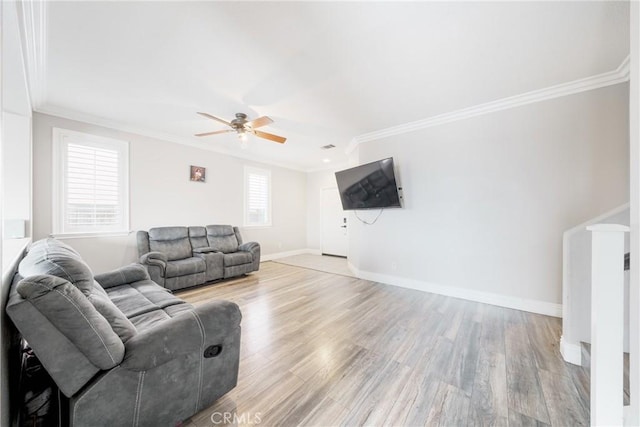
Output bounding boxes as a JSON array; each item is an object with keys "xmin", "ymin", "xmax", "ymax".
[{"xmin": 196, "ymin": 112, "xmax": 287, "ymax": 144}]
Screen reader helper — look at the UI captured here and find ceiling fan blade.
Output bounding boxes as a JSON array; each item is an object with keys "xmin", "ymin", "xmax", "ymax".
[
  {"xmin": 194, "ymin": 129, "xmax": 234, "ymax": 137},
  {"xmin": 197, "ymin": 112, "xmax": 231, "ymax": 126},
  {"xmin": 247, "ymin": 116, "xmax": 273, "ymax": 129},
  {"xmin": 253, "ymin": 130, "xmax": 286, "ymax": 144}
]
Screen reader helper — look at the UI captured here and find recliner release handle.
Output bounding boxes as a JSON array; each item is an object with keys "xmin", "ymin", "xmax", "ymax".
[{"xmin": 204, "ymin": 344, "xmax": 223, "ymax": 358}]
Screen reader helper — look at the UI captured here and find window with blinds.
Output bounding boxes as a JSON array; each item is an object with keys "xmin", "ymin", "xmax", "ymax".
[
  {"xmin": 53, "ymin": 128, "xmax": 129, "ymax": 235},
  {"xmin": 244, "ymin": 166, "xmax": 272, "ymax": 227}
]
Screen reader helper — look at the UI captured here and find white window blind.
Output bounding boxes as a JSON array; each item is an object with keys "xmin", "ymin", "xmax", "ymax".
[
  {"xmin": 245, "ymin": 166, "xmax": 271, "ymax": 227},
  {"xmin": 53, "ymin": 128, "xmax": 129, "ymax": 235}
]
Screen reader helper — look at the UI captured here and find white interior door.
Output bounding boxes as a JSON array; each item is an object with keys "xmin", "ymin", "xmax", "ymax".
[{"xmin": 321, "ymin": 187, "xmax": 348, "ymax": 257}]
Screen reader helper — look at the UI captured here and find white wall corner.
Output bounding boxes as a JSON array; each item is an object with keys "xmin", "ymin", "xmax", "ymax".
[
  {"xmin": 560, "ymin": 336, "xmax": 583, "ymax": 366},
  {"xmin": 617, "ymin": 54, "xmax": 631, "ymax": 80},
  {"xmin": 347, "ymin": 260, "xmax": 360, "ymax": 277},
  {"xmin": 344, "ymin": 137, "xmax": 360, "ymax": 156},
  {"xmin": 354, "ymin": 268, "xmax": 563, "ymax": 318}
]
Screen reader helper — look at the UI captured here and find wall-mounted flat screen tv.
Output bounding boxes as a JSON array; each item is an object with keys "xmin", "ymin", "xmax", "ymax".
[{"xmin": 335, "ymin": 157, "xmax": 402, "ymax": 210}]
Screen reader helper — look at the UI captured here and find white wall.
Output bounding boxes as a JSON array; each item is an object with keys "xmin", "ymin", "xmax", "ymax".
[
  {"xmin": 350, "ymin": 83, "xmax": 629, "ymax": 312},
  {"xmin": 32, "ymin": 113, "xmax": 308, "ymax": 273},
  {"xmin": 2, "ymin": 112, "xmax": 30, "ymax": 227},
  {"xmin": 628, "ymin": 5, "xmax": 640, "ymax": 422},
  {"xmin": 2, "ymin": 0, "xmax": 32, "ymax": 233},
  {"xmin": 1, "ymin": 2, "xmax": 33, "ymax": 426}
]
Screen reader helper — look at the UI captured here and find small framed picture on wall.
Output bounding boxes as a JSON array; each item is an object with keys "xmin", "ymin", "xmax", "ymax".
[{"xmin": 190, "ymin": 165, "xmax": 206, "ymax": 182}]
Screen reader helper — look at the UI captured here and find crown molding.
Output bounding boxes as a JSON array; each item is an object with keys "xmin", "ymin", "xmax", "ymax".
[
  {"xmin": 34, "ymin": 106, "xmax": 309, "ymax": 173},
  {"xmin": 16, "ymin": 0, "xmax": 48, "ymax": 109},
  {"xmin": 346, "ymin": 55, "xmax": 632, "ymax": 154}
]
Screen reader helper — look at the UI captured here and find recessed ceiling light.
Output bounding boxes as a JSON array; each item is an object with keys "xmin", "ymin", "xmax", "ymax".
[{"xmin": 323, "ymin": 158, "xmax": 331, "ymax": 163}]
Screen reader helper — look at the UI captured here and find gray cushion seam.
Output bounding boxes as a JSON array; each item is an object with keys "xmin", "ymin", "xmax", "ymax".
[
  {"xmin": 190, "ymin": 311, "xmax": 206, "ymax": 413},
  {"xmin": 133, "ymin": 370, "xmax": 145, "ymax": 427},
  {"xmin": 29, "ymin": 281, "xmax": 117, "ymax": 364}
]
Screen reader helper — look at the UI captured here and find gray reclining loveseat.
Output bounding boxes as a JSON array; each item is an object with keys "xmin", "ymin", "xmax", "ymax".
[
  {"xmin": 137, "ymin": 225, "xmax": 260, "ymax": 291},
  {"xmin": 6, "ymin": 238, "xmax": 241, "ymax": 426}
]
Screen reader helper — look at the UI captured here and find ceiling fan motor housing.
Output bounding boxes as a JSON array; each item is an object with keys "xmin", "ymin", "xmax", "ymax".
[{"xmin": 231, "ymin": 113, "xmax": 249, "ymax": 131}]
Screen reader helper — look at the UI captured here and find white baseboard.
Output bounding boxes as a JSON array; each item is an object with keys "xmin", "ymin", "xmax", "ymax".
[
  {"xmin": 350, "ymin": 266, "xmax": 563, "ymax": 318},
  {"xmin": 261, "ymin": 248, "xmax": 321, "ymax": 262},
  {"xmin": 560, "ymin": 336, "xmax": 582, "ymax": 365},
  {"xmin": 268, "ymin": 255, "xmax": 562, "ymax": 318}
]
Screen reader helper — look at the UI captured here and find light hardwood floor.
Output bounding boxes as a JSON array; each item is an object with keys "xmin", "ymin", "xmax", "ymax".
[
  {"xmin": 178, "ymin": 261, "xmax": 589, "ymax": 427},
  {"xmin": 273, "ymin": 253, "xmax": 355, "ymax": 278}
]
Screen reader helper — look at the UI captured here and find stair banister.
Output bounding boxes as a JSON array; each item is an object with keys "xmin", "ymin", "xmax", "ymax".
[{"xmin": 588, "ymin": 223, "xmax": 629, "ymax": 426}]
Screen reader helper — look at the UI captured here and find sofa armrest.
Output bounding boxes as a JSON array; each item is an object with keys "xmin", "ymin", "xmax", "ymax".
[
  {"xmin": 140, "ymin": 251, "xmax": 168, "ymax": 266},
  {"xmin": 94, "ymin": 264, "xmax": 150, "ymax": 289},
  {"xmin": 139, "ymin": 252, "xmax": 167, "ymax": 287},
  {"xmin": 193, "ymin": 247, "xmax": 219, "ymax": 254},
  {"xmin": 238, "ymin": 241, "xmax": 259, "ymax": 254},
  {"xmin": 121, "ymin": 300, "xmax": 241, "ymax": 371},
  {"xmin": 238, "ymin": 242, "xmax": 260, "ymax": 272}
]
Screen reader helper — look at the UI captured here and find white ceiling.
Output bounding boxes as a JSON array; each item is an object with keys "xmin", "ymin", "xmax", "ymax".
[{"xmin": 36, "ymin": 1, "xmax": 629, "ymax": 171}]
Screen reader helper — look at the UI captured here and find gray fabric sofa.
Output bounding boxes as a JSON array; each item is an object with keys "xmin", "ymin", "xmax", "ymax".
[
  {"xmin": 137, "ymin": 225, "xmax": 260, "ymax": 291},
  {"xmin": 6, "ymin": 238, "xmax": 241, "ymax": 426}
]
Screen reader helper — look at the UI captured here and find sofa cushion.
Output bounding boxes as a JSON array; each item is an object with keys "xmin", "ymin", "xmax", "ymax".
[
  {"xmin": 223, "ymin": 252, "xmax": 253, "ymax": 267},
  {"xmin": 106, "ymin": 280, "xmax": 194, "ymax": 333},
  {"xmin": 88, "ymin": 282, "xmax": 137, "ymax": 342},
  {"xmin": 206, "ymin": 225, "xmax": 239, "ymax": 253},
  {"xmin": 148, "ymin": 227, "xmax": 192, "ymax": 261},
  {"xmin": 128, "ymin": 304, "xmax": 194, "ymax": 332},
  {"xmin": 106, "ymin": 280, "xmax": 184, "ymax": 319},
  {"xmin": 19, "ymin": 238, "xmax": 95, "ymax": 295},
  {"xmin": 165, "ymin": 258, "xmax": 206, "ymax": 278}
]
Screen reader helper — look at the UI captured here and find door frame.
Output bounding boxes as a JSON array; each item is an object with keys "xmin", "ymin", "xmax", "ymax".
[{"xmin": 320, "ymin": 186, "xmax": 348, "ymax": 258}]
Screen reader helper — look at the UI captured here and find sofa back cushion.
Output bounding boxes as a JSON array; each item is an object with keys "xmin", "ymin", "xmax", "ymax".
[
  {"xmin": 188, "ymin": 226, "xmax": 209, "ymax": 250},
  {"xmin": 148, "ymin": 227, "xmax": 193, "ymax": 261},
  {"xmin": 19, "ymin": 238, "xmax": 95, "ymax": 296},
  {"xmin": 206, "ymin": 225, "xmax": 239, "ymax": 253},
  {"xmin": 13, "ymin": 275, "xmax": 125, "ymax": 370}
]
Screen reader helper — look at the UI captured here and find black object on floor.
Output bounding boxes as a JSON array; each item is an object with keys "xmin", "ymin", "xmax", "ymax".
[{"xmin": 16, "ymin": 341, "xmax": 60, "ymax": 427}]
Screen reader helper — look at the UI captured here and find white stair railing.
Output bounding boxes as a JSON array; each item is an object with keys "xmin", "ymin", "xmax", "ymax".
[{"xmin": 589, "ymin": 224, "xmax": 629, "ymax": 426}]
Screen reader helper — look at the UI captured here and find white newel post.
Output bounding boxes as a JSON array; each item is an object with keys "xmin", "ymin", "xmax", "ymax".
[{"xmin": 588, "ymin": 224, "xmax": 629, "ymax": 427}]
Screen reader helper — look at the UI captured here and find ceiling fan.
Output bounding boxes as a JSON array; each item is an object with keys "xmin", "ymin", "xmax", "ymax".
[{"xmin": 195, "ymin": 112, "xmax": 286, "ymax": 144}]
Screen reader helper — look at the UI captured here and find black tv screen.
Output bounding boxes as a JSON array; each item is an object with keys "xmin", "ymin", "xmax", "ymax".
[{"xmin": 335, "ymin": 158, "xmax": 402, "ymax": 210}]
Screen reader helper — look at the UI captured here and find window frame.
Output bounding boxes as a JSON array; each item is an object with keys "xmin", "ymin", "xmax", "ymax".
[
  {"xmin": 244, "ymin": 166, "xmax": 272, "ymax": 228},
  {"xmin": 52, "ymin": 128, "xmax": 130, "ymax": 237}
]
